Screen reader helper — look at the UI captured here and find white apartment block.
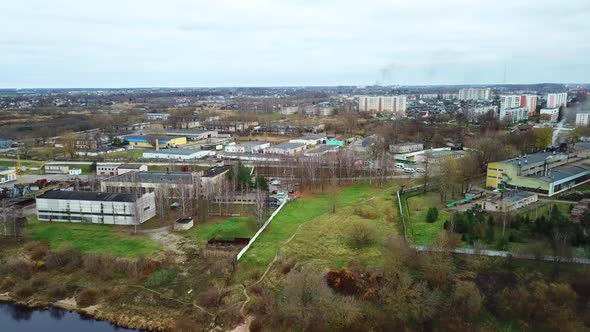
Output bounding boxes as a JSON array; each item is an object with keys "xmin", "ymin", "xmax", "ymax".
[
  {"xmin": 458, "ymin": 88, "xmax": 492, "ymax": 101},
  {"xmin": 540, "ymin": 108, "xmax": 559, "ymax": 123},
  {"xmin": 546, "ymin": 93, "xmax": 567, "ymax": 109},
  {"xmin": 358, "ymin": 96, "xmax": 407, "ymax": 115},
  {"xmin": 499, "ymin": 107, "xmax": 529, "ymax": 123},
  {"xmin": 36, "ymin": 191, "xmax": 156, "ymax": 225},
  {"xmin": 576, "ymin": 112, "xmax": 590, "ymax": 127},
  {"xmin": 500, "ymin": 95, "xmax": 538, "ymax": 116}
]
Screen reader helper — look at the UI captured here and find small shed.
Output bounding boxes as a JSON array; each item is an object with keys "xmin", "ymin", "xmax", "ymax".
[{"xmin": 174, "ymin": 217, "xmax": 194, "ymax": 231}]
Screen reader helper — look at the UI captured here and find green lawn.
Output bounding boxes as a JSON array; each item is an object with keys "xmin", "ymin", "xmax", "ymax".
[
  {"xmin": 27, "ymin": 216, "xmax": 160, "ymax": 257},
  {"xmin": 405, "ymin": 192, "xmax": 452, "ymax": 245},
  {"xmin": 519, "ymin": 201, "xmax": 573, "ymax": 220},
  {"xmin": 104, "ymin": 149, "xmax": 145, "ymax": 161},
  {"xmin": 180, "ymin": 216, "xmax": 258, "ymax": 245},
  {"xmin": 239, "ymin": 183, "xmax": 399, "ymax": 275}
]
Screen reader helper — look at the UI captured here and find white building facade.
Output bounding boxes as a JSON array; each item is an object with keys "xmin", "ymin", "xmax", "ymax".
[
  {"xmin": 576, "ymin": 112, "xmax": 590, "ymax": 127},
  {"xmin": 540, "ymin": 108, "xmax": 559, "ymax": 122},
  {"xmin": 358, "ymin": 96, "xmax": 407, "ymax": 115},
  {"xmin": 458, "ymin": 88, "xmax": 492, "ymax": 101},
  {"xmin": 546, "ymin": 93, "xmax": 567, "ymax": 109},
  {"xmin": 36, "ymin": 191, "xmax": 156, "ymax": 225},
  {"xmin": 499, "ymin": 107, "xmax": 529, "ymax": 123}
]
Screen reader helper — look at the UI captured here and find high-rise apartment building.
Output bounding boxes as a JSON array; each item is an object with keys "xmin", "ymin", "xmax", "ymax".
[
  {"xmin": 546, "ymin": 93, "xmax": 567, "ymax": 109},
  {"xmin": 458, "ymin": 88, "xmax": 492, "ymax": 101},
  {"xmin": 499, "ymin": 94, "xmax": 538, "ymax": 116},
  {"xmin": 358, "ymin": 96, "xmax": 407, "ymax": 115}
]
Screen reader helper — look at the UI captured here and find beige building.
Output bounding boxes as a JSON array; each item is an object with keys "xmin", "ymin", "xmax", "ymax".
[
  {"xmin": 482, "ymin": 191, "xmax": 538, "ymax": 212},
  {"xmin": 389, "ymin": 142, "xmax": 424, "ymax": 154},
  {"xmin": 358, "ymin": 96, "xmax": 407, "ymax": 115}
]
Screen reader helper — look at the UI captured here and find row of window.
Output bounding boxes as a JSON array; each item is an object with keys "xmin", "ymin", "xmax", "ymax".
[{"xmin": 38, "ymin": 210, "xmax": 134, "ymax": 217}]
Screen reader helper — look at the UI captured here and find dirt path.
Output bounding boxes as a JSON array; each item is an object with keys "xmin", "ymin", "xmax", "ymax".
[{"xmin": 147, "ymin": 229, "xmax": 195, "ymax": 263}]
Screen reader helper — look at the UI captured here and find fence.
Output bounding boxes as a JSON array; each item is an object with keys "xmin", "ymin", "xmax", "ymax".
[{"xmin": 236, "ymin": 199, "xmax": 288, "ymax": 261}]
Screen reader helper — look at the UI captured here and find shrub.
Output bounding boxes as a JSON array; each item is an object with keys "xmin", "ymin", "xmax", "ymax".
[
  {"xmin": 426, "ymin": 207, "xmax": 439, "ymax": 223},
  {"xmin": 0, "ymin": 276, "xmax": 16, "ymax": 291},
  {"xmin": 24, "ymin": 241, "xmax": 49, "ymax": 261},
  {"xmin": 279, "ymin": 257, "xmax": 296, "ymax": 274},
  {"xmin": 30, "ymin": 274, "xmax": 48, "ymax": 290},
  {"xmin": 76, "ymin": 288, "xmax": 99, "ymax": 307},
  {"xmin": 346, "ymin": 222, "xmax": 377, "ymax": 248},
  {"xmin": 198, "ymin": 286, "xmax": 222, "ymax": 308},
  {"xmin": 353, "ymin": 206, "xmax": 379, "ymax": 220},
  {"xmin": 13, "ymin": 282, "xmax": 34, "ymax": 299},
  {"xmin": 45, "ymin": 248, "xmax": 82, "ymax": 271},
  {"xmin": 47, "ymin": 283, "xmax": 69, "ymax": 300},
  {"xmin": 145, "ymin": 269, "xmax": 177, "ymax": 288},
  {"xmin": 8, "ymin": 259, "xmax": 34, "ymax": 279}
]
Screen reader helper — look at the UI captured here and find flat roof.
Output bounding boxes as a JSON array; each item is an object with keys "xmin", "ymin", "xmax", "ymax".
[
  {"xmin": 392, "ymin": 142, "xmax": 422, "ymax": 146},
  {"xmin": 37, "ymin": 190, "xmax": 138, "ymax": 202},
  {"xmin": 202, "ymin": 165, "xmax": 231, "ymax": 177},
  {"xmin": 501, "ymin": 151, "xmax": 568, "ymax": 166},
  {"xmin": 531, "ymin": 161, "xmax": 590, "ymax": 183},
  {"xmin": 144, "ymin": 148, "xmax": 201, "ymax": 156},
  {"xmin": 271, "ymin": 142, "xmax": 306, "ymax": 150},
  {"xmin": 305, "ymin": 145, "xmax": 340, "ymax": 153},
  {"xmin": 297, "ymin": 134, "xmax": 327, "ymax": 140},
  {"xmin": 105, "ymin": 171, "xmax": 194, "ymax": 183},
  {"xmin": 487, "ymin": 191, "xmax": 536, "ymax": 204},
  {"xmin": 238, "ymin": 141, "xmax": 269, "ymax": 147},
  {"xmin": 126, "ymin": 135, "xmax": 180, "ymax": 142},
  {"xmin": 119, "ymin": 163, "xmax": 145, "ymax": 169},
  {"xmin": 166, "ymin": 129, "xmax": 217, "ymax": 135}
]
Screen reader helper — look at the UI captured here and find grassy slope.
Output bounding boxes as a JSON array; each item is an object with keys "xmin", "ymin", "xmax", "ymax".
[
  {"xmin": 180, "ymin": 216, "xmax": 258, "ymax": 245},
  {"xmin": 406, "ymin": 192, "xmax": 452, "ymax": 245},
  {"xmin": 239, "ymin": 183, "xmax": 398, "ymax": 274},
  {"xmin": 27, "ymin": 216, "xmax": 160, "ymax": 257}
]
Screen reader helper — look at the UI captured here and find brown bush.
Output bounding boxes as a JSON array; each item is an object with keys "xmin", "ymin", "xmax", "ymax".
[
  {"xmin": 0, "ymin": 276, "xmax": 16, "ymax": 291},
  {"xmin": 83, "ymin": 255, "xmax": 116, "ymax": 280},
  {"xmin": 25, "ymin": 241, "xmax": 49, "ymax": 261},
  {"xmin": 13, "ymin": 282, "xmax": 34, "ymax": 299},
  {"xmin": 9, "ymin": 259, "xmax": 34, "ymax": 279},
  {"xmin": 45, "ymin": 248, "xmax": 82, "ymax": 270},
  {"xmin": 279, "ymin": 257, "xmax": 295, "ymax": 274},
  {"xmin": 172, "ymin": 317, "xmax": 201, "ymax": 332},
  {"xmin": 76, "ymin": 288, "xmax": 99, "ymax": 307},
  {"xmin": 198, "ymin": 286, "xmax": 223, "ymax": 308},
  {"xmin": 353, "ymin": 206, "xmax": 379, "ymax": 220},
  {"xmin": 47, "ymin": 283, "xmax": 70, "ymax": 300},
  {"xmin": 346, "ymin": 222, "xmax": 377, "ymax": 248},
  {"xmin": 326, "ymin": 269, "xmax": 358, "ymax": 295},
  {"xmin": 30, "ymin": 274, "xmax": 48, "ymax": 290}
]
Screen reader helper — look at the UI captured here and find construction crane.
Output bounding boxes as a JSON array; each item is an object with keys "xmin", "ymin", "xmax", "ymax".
[{"xmin": 15, "ymin": 155, "xmax": 22, "ymax": 176}]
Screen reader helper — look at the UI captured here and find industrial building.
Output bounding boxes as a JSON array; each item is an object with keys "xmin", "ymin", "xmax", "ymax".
[
  {"xmin": 389, "ymin": 142, "xmax": 424, "ymax": 154},
  {"xmin": 289, "ymin": 134, "xmax": 327, "ymax": 146},
  {"xmin": 0, "ymin": 166, "xmax": 17, "ymax": 184},
  {"xmin": 97, "ymin": 163, "xmax": 148, "ymax": 176},
  {"xmin": 36, "ymin": 190, "xmax": 156, "ymax": 225},
  {"xmin": 265, "ymin": 142, "xmax": 306, "ymax": 156},
  {"xmin": 482, "ymin": 191, "xmax": 538, "ymax": 212},
  {"xmin": 142, "ymin": 148, "xmax": 211, "ymax": 160},
  {"xmin": 101, "ymin": 171, "xmax": 198, "ymax": 195},
  {"xmin": 165, "ymin": 129, "xmax": 218, "ymax": 141},
  {"xmin": 224, "ymin": 141, "xmax": 271, "ymax": 153},
  {"xmin": 486, "ymin": 143, "xmax": 590, "ymax": 196},
  {"xmin": 125, "ymin": 136, "xmax": 187, "ymax": 148}
]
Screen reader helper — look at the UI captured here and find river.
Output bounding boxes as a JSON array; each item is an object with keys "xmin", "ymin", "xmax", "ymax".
[{"xmin": 0, "ymin": 301, "xmax": 139, "ymax": 331}]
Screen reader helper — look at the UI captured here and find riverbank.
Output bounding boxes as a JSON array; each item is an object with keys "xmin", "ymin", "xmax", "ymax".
[{"xmin": 0, "ymin": 292, "xmax": 169, "ymax": 331}]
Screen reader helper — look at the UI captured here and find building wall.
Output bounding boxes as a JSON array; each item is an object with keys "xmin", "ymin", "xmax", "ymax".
[
  {"xmin": 142, "ymin": 150, "xmax": 209, "ymax": 160},
  {"xmin": 390, "ymin": 143, "xmax": 424, "ymax": 154},
  {"xmin": 483, "ymin": 193, "xmax": 538, "ymax": 212},
  {"xmin": 499, "ymin": 107, "xmax": 528, "ymax": 123},
  {"xmin": 358, "ymin": 96, "xmax": 407, "ymax": 115},
  {"xmin": 97, "ymin": 165, "xmax": 119, "ymax": 176},
  {"xmin": 117, "ymin": 165, "xmax": 148, "ymax": 175},
  {"xmin": 36, "ymin": 192, "xmax": 156, "ymax": 225},
  {"xmin": 547, "ymin": 93, "xmax": 567, "ymax": 109},
  {"xmin": 576, "ymin": 113, "xmax": 590, "ymax": 127},
  {"xmin": 0, "ymin": 168, "xmax": 17, "ymax": 184},
  {"xmin": 540, "ymin": 108, "xmax": 559, "ymax": 122}
]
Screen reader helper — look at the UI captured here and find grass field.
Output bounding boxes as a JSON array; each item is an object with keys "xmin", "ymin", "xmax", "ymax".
[
  {"xmin": 519, "ymin": 201, "xmax": 573, "ymax": 220},
  {"xmin": 27, "ymin": 216, "xmax": 160, "ymax": 257},
  {"xmin": 238, "ymin": 183, "xmax": 399, "ymax": 276},
  {"xmin": 405, "ymin": 192, "xmax": 452, "ymax": 245},
  {"xmin": 104, "ymin": 149, "xmax": 145, "ymax": 161},
  {"xmin": 180, "ymin": 216, "xmax": 258, "ymax": 245}
]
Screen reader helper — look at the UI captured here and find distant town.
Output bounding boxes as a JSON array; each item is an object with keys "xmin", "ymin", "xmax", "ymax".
[{"xmin": 2, "ymin": 82, "xmax": 590, "ymax": 331}]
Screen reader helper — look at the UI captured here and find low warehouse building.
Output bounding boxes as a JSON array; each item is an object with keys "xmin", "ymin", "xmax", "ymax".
[
  {"xmin": 143, "ymin": 148, "xmax": 211, "ymax": 160},
  {"xmin": 482, "ymin": 191, "xmax": 538, "ymax": 212},
  {"xmin": 225, "ymin": 141, "xmax": 270, "ymax": 153},
  {"xmin": 265, "ymin": 142, "xmax": 306, "ymax": 156},
  {"xmin": 125, "ymin": 136, "xmax": 187, "ymax": 148},
  {"xmin": 36, "ymin": 190, "xmax": 156, "ymax": 225}
]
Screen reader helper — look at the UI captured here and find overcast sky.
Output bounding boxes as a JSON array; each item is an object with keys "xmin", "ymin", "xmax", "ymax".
[{"xmin": 1, "ymin": 0, "xmax": 589, "ymax": 88}]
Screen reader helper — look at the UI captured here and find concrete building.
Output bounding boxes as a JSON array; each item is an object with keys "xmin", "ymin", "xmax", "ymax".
[
  {"xmin": 0, "ymin": 166, "xmax": 17, "ymax": 184},
  {"xmin": 540, "ymin": 108, "xmax": 560, "ymax": 122},
  {"xmin": 117, "ymin": 164, "xmax": 148, "ymax": 175},
  {"xmin": 265, "ymin": 142, "xmax": 306, "ymax": 156},
  {"xmin": 280, "ymin": 106, "xmax": 299, "ymax": 115},
  {"xmin": 304, "ymin": 145, "xmax": 340, "ymax": 157},
  {"xmin": 36, "ymin": 190, "xmax": 156, "ymax": 225},
  {"xmin": 97, "ymin": 163, "xmax": 120, "ymax": 176},
  {"xmin": 142, "ymin": 148, "xmax": 211, "ymax": 160},
  {"xmin": 101, "ymin": 171, "xmax": 198, "ymax": 195},
  {"xmin": 358, "ymin": 96, "xmax": 407, "ymax": 115},
  {"xmin": 200, "ymin": 165, "xmax": 232, "ymax": 194},
  {"xmin": 546, "ymin": 92, "xmax": 567, "ymax": 109},
  {"xmin": 499, "ymin": 95, "xmax": 537, "ymax": 116},
  {"xmin": 389, "ymin": 142, "xmax": 424, "ymax": 154},
  {"xmin": 466, "ymin": 105, "xmax": 498, "ymax": 121},
  {"xmin": 289, "ymin": 134, "xmax": 327, "ymax": 146},
  {"xmin": 125, "ymin": 136, "xmax": 187, "ymax": 148},
  {"xmin": 45, "ymin": 165, "xmax": 70, "ymax": 174},
  {"xmin": 165, "ymin": 130, "xmax": 218, "ymax": 141},
  {"xmin": 482, "ymin": 191, "xmax": 538, "ymax": 212},
  {"xmin": 576, "ymin": 112, "xmax": 590, "ymax": 127},
  {"xmin": 146, "ymin": 113, "xmax": 170, "ymax": 121},
  {"xmin": 499, "ymin": 107, "xmax": 529, "ymax": 123},
  {"xmin": 486, "ymin": 143, "xmax": 590, "ymax": 196},
  {"xmin": 458, "ymin": 88, "xmax": 492, "ymax": 101},
  {"xmin": 224, "ymin": 141, "xmax": 271, "ymax": 154}
]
